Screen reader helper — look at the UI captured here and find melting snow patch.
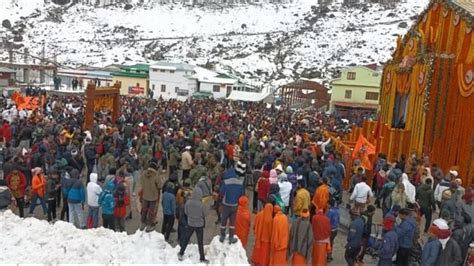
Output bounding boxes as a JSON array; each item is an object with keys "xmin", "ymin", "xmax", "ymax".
[{"xmin": 0, "ymin": 210, "xmax": 249, "ymax": 265}]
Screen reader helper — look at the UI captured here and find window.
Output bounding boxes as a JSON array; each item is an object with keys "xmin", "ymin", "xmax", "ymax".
[
  {"xmin": 152, "ymin": 84, "xmax": 155, "ymax": 91},
  {"xmin": 366, "ymin": 92, "xmax": 379, "ymax": 100},
  {"xmin": 152, "ymin": 69, "xmax": 158, "ymax": 72},
  {"xmin": 213, "ymin": 85, "xmax": 220, "ymax": 92},
  {"xmin": 161, "ymin": 84, "xmax": 166, "ymax": 92},
  {"xmin": 170, "ymin": 70, "xmax": 175, "ymax": 74},
  {"xmin": 160, "ymin": 69, "xmax": 165, "ymax": 72},
  {"xmin": 347, "ymin": 72, "xmax": 356, "ymax": 80},
  {"xmin": 175, "ymin": 86, "xmax": 179, "ymax": 93},
  {"xmin": 372, "ymin": 73, "xmax": 380, "ymax": 77},
  {"xmin": 345, "ymin": 90, "xmax": 352, "ymax": 99}
]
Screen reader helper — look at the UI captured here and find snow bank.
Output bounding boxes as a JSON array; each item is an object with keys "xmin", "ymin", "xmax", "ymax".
[{"xmin": 0, "ymin": 211, "xmax": 249, "ymax": 265}]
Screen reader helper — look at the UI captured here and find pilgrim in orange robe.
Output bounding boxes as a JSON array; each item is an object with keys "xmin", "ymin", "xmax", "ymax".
[
  {"xmin": 251, "ymin": 203, "xmax": 273, "ymax": 266},
  {"xmin": 270, "ymin": 205, "xmax": 289, "ymax": 266},
  {"xmin": 235, "ymin": 196, "xmax": 251, "ymax": 248},
  {"xmin": 311, "ymin": 210, "xmax": 332, "ymax": 266},
  {"xmin": 312, "ymin": 183, "xmax": 330, "ymax": 213}
]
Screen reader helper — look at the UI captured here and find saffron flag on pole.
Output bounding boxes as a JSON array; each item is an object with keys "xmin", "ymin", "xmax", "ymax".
[{"xmin": 352, "ymin": 135, "xmax": 376, "ymax": 170}]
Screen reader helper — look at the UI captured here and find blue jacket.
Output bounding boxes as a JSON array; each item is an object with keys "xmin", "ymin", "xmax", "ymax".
[
  {"xmin": 99, "ymin": 181, "xmax": 115, "ymax": 215},
  {"xmin": 346, "ymin": 216, "xmax": 364, "ymax": 248},
  {"xmin": 162, "ymin": 191, "xmax": 176, "ymax": 216},
  {"xmin": 306, "ymin": 171, "xmax": 320, "ymax": 195},
  {"xmin": 327, "ymin": 207, "xmax": 340, "ymax": 231},
  {"xmin": 66, "ymin": 178, "xmax": 85, "ymax": 204},
  {"xmin": 395, "ymin": 217, "xmax": 416, "ymax": 248},
  {"xmin": 421, "ymin": 237, "xmax": 441, "ymax": 266},
  {"xmin": 220, "ymin": 168, "xmax": 244, "ymax": 207},
  {"xmin": 377, "ymin": 230, "xmax": 398, "ymax": 260}
]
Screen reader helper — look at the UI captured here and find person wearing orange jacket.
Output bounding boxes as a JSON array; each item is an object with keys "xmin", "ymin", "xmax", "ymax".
[
  {"xmin": 312, "ymin": 177, "xmax": 330, "ymax": 214},
  {"xmin": 312, "ymin": 209, "xmax": 332, "ymax": 266},
  {"xmin": 270, "ymin": 205, "xmax": 289, "ymax": 266},
  {"xmin": 235, "ymin": 195, "xmax": 251, "ymax": 249},
  {"xmin": 251, "ymin": 203, "xmax": 273, "ymax": 266},
  {"xmin": 28, "ymin": 167, "xmax": 47, "ymax": 217},
  {"xmin": 114, "ymin": 183, "xmax": 130, "ymax": 232}
]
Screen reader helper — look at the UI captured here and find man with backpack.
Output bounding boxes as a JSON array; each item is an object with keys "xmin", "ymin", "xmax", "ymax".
[
  {"xmin": 99, "ymin": 180, "xmax": 115, "ymax": 230},
  {"xmin": 65, "ymin": 169, "xmax": 86, "ymax": 229}
]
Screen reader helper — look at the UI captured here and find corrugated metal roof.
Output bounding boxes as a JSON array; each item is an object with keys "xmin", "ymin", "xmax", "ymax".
[{"xmin": 453, "ymin": 0, "xmax": 474, "ymax": 15}]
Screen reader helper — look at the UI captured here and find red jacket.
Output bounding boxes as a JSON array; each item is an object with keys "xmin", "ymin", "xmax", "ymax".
[
  {"xmin": 257, "ymin": 177, "xmax": 270, "ymax": 202},
  {"xmin": 114, "ymin": 194, "xmax": 130, "ymax": 218},
  {"xmin": 1, "ymin": 123, "xmax": 11, "ymax": 143}
]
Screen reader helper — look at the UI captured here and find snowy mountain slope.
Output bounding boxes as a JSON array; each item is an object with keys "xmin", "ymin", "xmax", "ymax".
[
  {"xmin": 0, "ymin": 210, "xmax": 249, "ymax": 264},
  {"xmin": 1, "ymin": 0, "xmax": 430, "ymax": 87}
]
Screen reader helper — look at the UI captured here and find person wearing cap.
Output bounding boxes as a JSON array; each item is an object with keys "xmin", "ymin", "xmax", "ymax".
[
  {"xmin": 435, "ymin": 218, "xmax": 463, "ymax": 266},
  {"xmin": 293, "ymin": 178, "xmax": 310, "ymax": 217},
  {"xmin": 440, "ymin": 189, "xmax": 461, "ymax": 220},
  {"xmin": 139, "ymin": 159, "xmax": 162, "ymax": 232},
  {"xmin": 345, "ymin": 209, "xmax": 364, "ymax": 266},
  {"xmin": 28, "ymin": 167, "xmax": 47, "ymax": 217},
  {"xmin": 421, "ymin": 220, "xmax": 442, "ymax": 266},
  {"xmin": 394, "ymin": 208, "xmax": 416, "ymax": 265},
  {"xmin": 289, "ymin": 208, "xmax": 312, "ymax": 265},
  {"xmin": 434, "ymin": 173, "xmax": 456, "ymax": 208},
  {"xmin": 181, "ymin": 146, "xmax": 193, "ymax": 181},
  {"xmin": 375, "ymin": 215, "xmax": 398, "ymax": 266}
]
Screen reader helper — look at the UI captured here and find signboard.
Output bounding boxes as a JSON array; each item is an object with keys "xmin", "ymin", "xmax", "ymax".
[{"xmin": 128, "ymin": 86, "xmax": 145, "ymax": 94}]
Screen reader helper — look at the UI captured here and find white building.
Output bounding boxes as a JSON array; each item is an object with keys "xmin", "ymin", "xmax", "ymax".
[
  {"xmin": 149, "ymin": 62, "xmax": 197, "ymax": 101},
  {"xmin": 193, "ymin": 67, "xmax": 237, "ymax": 99}
]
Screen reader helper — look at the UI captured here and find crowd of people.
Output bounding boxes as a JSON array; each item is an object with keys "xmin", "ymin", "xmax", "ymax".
[{"xmin": 0, "ymin": 92, "xmax": 472, "ymax": 265}]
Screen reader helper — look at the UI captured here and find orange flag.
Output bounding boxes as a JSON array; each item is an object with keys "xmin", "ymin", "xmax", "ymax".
[{"xmin": 352, "ymin": 135, "xmax": 376, "ymax": 170}]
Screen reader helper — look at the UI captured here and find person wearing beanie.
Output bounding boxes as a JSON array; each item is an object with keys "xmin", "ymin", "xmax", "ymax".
[
  {"xmin": 86, "ymin": 173, "xmax": 102, "ymax": 228},
  {"xmin": 375, "ymin": 215, "xmax": 398, "ymax": 266},
  {"xmin": 139, "ymin": 158, "xmax": 163, "ymax": 232},
  {"xmin": 394, "ymin": 208, "xmax": 416, "ymax": 265},
  {"xmin": 65, "ymin": 168, "xmax": 86, "ymax": 229},
  {"xmin": 434, "ymin": 218, "xmax": 463, "ymax": 266}
]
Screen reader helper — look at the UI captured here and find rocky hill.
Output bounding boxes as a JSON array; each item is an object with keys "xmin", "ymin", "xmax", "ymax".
[{"xmin": 0, "ymin": 0, "xmax": 429, "ymax": 88}]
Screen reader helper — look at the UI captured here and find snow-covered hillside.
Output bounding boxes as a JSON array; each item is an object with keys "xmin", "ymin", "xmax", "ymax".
[
  {"xmin": 0, "ymin": 0, "xmax": 429, "ymax": 87},
  {"xmin": 0, "ymin": 210, "xmax": 249, "ymax": 264}
]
